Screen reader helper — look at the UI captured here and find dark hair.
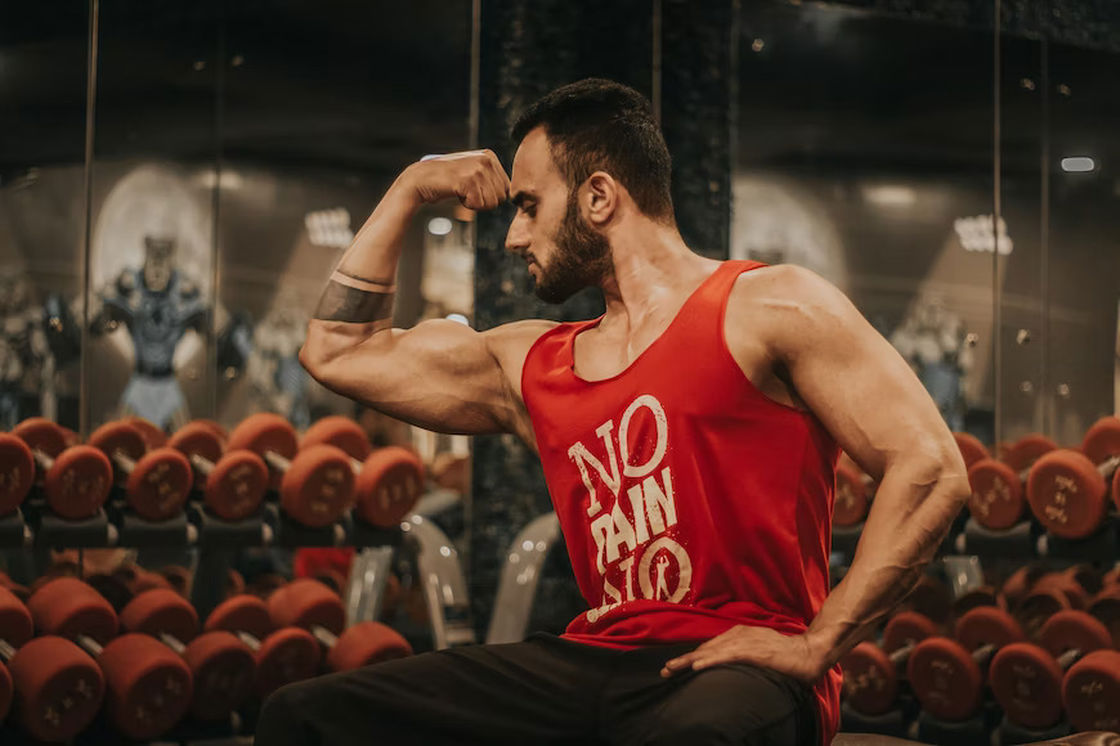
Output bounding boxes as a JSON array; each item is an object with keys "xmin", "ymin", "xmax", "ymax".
[{"xmin": 511, "ymin": 78, "xmax": 673, "ymax": 221}]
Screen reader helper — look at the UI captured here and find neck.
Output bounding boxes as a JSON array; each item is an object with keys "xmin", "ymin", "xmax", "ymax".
[{"xmin": 598, "ymin": 219, "xmax": 712, "ymax": 330}]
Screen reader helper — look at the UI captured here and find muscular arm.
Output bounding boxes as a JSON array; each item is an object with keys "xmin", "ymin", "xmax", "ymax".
[
  {"xmin": 301, "ymin": 151, "xmax": 549, "ymax": 440},
  {"xmin": 744, "ymin": 265, "xmax": 971, "ymax": 675}
]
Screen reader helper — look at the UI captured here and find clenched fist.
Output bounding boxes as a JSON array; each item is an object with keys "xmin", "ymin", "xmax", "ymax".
[{"xmin": 400, "ymin": 150, "xmax": 510, "ymax": 211}]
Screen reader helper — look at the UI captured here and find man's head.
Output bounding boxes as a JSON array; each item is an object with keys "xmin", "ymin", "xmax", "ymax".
[
  {"xmin": 142, "ymin": 234, "xmax": 175, "ymax": 292},
  {"xmin": 505, "ymin": 78, "xmax": 673, "ymax": 303}
]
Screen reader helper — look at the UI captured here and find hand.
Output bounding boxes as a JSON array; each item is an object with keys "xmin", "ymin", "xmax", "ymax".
[
  {"xmin": 400, "ymin": 150, "xmax": 510, "ymax": 211},
  {"xmin": 660, "ymin": 625, "xmax": 828, "ymax": 686}
]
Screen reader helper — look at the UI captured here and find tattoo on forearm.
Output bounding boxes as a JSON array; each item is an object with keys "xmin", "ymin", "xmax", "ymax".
[{"xmin": 314, "ymin": 270, "xmax": 396, "ymax": 323}]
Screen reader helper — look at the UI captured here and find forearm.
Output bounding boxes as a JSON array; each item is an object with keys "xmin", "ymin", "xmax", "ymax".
[{"xmin": 805, "ymin": 458, "xmax": 969, "ymax": 673}]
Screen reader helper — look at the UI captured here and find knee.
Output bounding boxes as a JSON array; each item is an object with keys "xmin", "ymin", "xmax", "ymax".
[{"xmin": 256, "ymin": 679, "xmax": 320, "ymax": 745}]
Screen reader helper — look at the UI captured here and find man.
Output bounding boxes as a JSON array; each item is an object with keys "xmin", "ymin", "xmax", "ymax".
[{"xmin": 258, "ymin": 79, "xmax": 969, "ymax": 746}]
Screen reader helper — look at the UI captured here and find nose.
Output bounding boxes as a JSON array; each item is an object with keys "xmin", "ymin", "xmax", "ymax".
[{"xmin": 505, "ymin": 212, "xmax": 530, "ymax": 255}]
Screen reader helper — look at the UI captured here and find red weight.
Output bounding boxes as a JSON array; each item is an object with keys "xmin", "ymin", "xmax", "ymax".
[
  {"xmin": 907, "ymin": 636, "xmax": 984, "ymax": 721},
  {"xmin": 0, "ymin": 433, "xmax": 34, "ymax": 515},
  {"xmin": 124, "ymin": 447, "xmax": 192, "ymax": 520},
  {"xmin": 126, "ymin": 417, "xmax": 168, "ymax": 450},
  {"xmin": 254, "ymin": 627, "xmax": 320, "ymax": 697},
  {"xmin": 990, "ymin": 642, "xmax": 1066, "ymax": 728},
  {"xmin": 1002, "ymin": 565, "xmax": 1048, "ymax": 610},
  {"xmin": 27, "ymin": 578, "xmax": 118, "ymax": 644},
  {"xmin": 881, "ymin": 611, "xmax": 938, "ymax": 654},
  {"xmin": 268, "ymin": 578, "xmax": 345, "ymax": 635},
  {"xmin": 12, "ymin": 417, "xmax": 69, "ymax": 461},
  {"xmin": 88, "ymin": 421, "xmax": 147, "ymax": 465},
  {"xmin": 0, "ymin": 662, "xmax": 9, "ymax": 725},
  {"xmin": 227, "ymin": 413, "xmax": 298, "ymax": 491},
  {"xmin": 325, "ymin": 621, "xmax": 411, "ymax": 672},
  {"xmin": 43, "ymin": 446, "xmax": 113, "ymax": 519},
  {"xmin": 1026, "ymin": 449, "xmax": 1108, "ymax": 539},
  {"xmin": 299, "ymin": 416, "xmax": 372, "ymax": 462},
  {"xmin": 1038, "ymin": 610, "xmax": 1112, "ymax": 658},
  {"xmin": 954, "ymin": 606, "xmax": 1025, "ymax": 652},
  {"xmin": 1003, "ymin": 434, "xmax": 1059, "ymax": 473},
  {"xmin": 1033, "ymin": 572, "xmax": 1090, "ymax": 610},
  {"xmin": 953, "ymin": 432, "xmax": 989, "ymax": 470},
  {"xmin": 195, "ymin": 419, "xmax": 229, "ymax": 441},
  {"xmin": 1081, "ymin": 416, "xmax": 1120, "ymax": 466},
  {"xmin": 354, "ymin": 446, "xmax": 424, "ymax": 528},
  {"xmin": 98, "ymin": 633, "xmax": 192, "ymax": 740},
  {"xmin": 1063, "ymin": 649, "xmax": 1120, "ymax": 733},
  {"xmin": 181, "ymin": 631, "xmax": 255, "ymax": 720},
  {"xmin": 6, "ymin": 635, "xmax": 105, "ymax": 741},
  {"xmin": 1089, "ymin": 586, "xmax": 1120, "ymax": 649},
  {"xmin": 168, "ymin": 421, "xmax": 225, "ymax": 478},
  {"xmin": 205, "ymin": 595, "xmax": 272, "ymax": 640},
  {"xmin": 280, "ymin": 444, "xmax": 355, "ymax": 528},
  {"xmin": 953, "ymin": 586, "xmax": 1000, "ymax": 617},
  {"xmin": 833, "ymin": 462, "xmax": 869, "ymax": 527},
  {"xmin": 204, "ymin": 450, "xmax": 268, "ymax": 521},
  {"xmin": 967, "ymin": 458, "xmax": 1024, "ymax": 530},
  {"xmin": 0, "ymin": 585, "xmax": 32, "ymax": 647},
  {"xmin": 840, "ymin": 642, "xmax": 897, "ymax": 715},
  {"xmin": 120, "ymin": 589, "xmax": 199, "ymax": 643},
  {"xmin": 159, "ymin": 565, "xmax": 192, "ymax": 598}
]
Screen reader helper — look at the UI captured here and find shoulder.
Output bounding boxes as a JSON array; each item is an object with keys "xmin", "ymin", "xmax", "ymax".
[
  {"xmin": 482, "ymin": 318, "xmax": 560, "ymax": 368},
  {"xmin": 727, "ymin": 264, "xmax": 859, "ymax": 355}
]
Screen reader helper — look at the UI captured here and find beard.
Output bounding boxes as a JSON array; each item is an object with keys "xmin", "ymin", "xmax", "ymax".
[{"xmin": 532, "ymin": 189, "xmax": 612, "ymax": 304}]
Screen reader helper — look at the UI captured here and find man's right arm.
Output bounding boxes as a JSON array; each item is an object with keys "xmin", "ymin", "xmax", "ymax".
[{"xmin": 300, "ymin": 150, "xmax": 545, "ymax": 438}]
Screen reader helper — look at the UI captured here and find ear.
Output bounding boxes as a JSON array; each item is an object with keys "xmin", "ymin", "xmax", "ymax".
[{"xmin": 584, "ymin": 171, "xmax": 618, "ymax": 227}]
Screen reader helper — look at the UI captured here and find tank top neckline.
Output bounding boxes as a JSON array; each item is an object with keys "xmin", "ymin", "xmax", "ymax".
[{"xmin": 566, "ymin": 261, "xmax": 737, "ymax": 385}]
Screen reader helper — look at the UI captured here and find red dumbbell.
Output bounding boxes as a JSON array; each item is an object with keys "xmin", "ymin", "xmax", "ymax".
[
  {"xmin": 906, "ymin": 606, "xmax": 1026, "ymax": 721},
  {"xmin": 1013, "ymin": 571, "xmax": 1092, "ymax": 639},
  {"xmin": 0, "ymin": 584, "xmax": 104, "ymax": 741},
  {"xmin": 300, "ymin": 416, "xmax": 424, "ymax": 528},
  {"xmin": 0, "ymin": 433, "xmax": 35, "ymax": 516},
  {"xmin": 120, "ymin": 589, "xmax": 255, "ymax": 721},
  {"xmin": 840, "ymin": 611, "xmax": 939, "ymax": 715},
  {"xmin": 1063, "ymin": 649, "xmax": 1120, "ymax": 732},
  {"xmin": 27, "ymin": 577, "xmax": 193, "ymax": 740},
  {"xmin": 1026, "ymin": 416, "xmax": 1120, "ymax": 540},
  {"xmin": 268, "ymin": 578, "xmax": 411, "ymax": 672},
  {"xmin": 12, "ymin": 418, "xmax": 113, "ymax": 520},
  {"xmin": 125, "ymin": 417, "xmax": 168, "ymax": 449},
  {"xmin": 168, "ymin": 421, "xmax": 269, "ymax": 521},
  {"xmin": 204, "ymin": 594, "xmax": 321, "ymax": 697},
  {"xmin": 227, "ymin": 413, "xmax": 355, "ymax": 528},
  {"xmin": 953, "ymin": 432, "xmax": 990, "ymax": 471},
  {"xmin": 88, "ymin": 420, "xmax": 193, "ymax": 521},
  {"xmin": 990, "ymin": 609, "xmax": 1112, "ymax": 729},
  {"xmin": 1089, "ymin": 585, "xmax": 1120, "ymax": 649},
  {"xmin": 968, "ymin": 434, "xmax": 1058, "ymax": 531}
]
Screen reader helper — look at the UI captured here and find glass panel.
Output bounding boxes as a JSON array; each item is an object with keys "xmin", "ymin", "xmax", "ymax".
[
  {"xmin": 85, "ymin": 1, "xmax": 222, "ymax": 432},
  {"xmin": 734, "ymin": 2, "xmax": 996, "ymax": 442},
  {"xmin": 0, "ymin": 5, "xmax": 91, "ymax": 432}
]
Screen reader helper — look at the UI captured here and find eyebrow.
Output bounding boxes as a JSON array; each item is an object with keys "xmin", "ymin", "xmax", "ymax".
[{"xmin": 511, "ymin": 191, "xmax": 537, "ymax": 209}]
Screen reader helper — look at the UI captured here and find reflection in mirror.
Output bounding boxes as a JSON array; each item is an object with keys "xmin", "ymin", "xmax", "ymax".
[
  {"xmin": 0, "ymin": 7, "xmax": 91, "ymax": 432},
  {"xmin": 735, "ymin": 3, "xmax": 996, "ymax": 442},
  {"xmin": 85, "ymin": 3, "xmax": 222, "ymax": 431}
]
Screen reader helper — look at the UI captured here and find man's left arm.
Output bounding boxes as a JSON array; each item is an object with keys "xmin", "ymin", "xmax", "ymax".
[{"xmin": 663, "ymin": 265, "xmax": 971, "ymax": 683}]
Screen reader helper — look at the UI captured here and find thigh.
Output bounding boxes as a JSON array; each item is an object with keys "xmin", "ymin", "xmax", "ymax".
[
  {"xmin": 605, "ymin": 652, "xmax": 817, "ymax": 746},
  {"xmin": 256, "ymin": 637, "xmax": 609, "ymax": 746}
]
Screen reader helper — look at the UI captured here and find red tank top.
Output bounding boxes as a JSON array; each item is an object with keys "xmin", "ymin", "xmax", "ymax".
[{"xmin": 521, "ymin": 260, "xmax": 841, "ymax": 744}]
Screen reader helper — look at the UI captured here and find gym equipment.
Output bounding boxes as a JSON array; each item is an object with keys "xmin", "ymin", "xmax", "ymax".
[
  {"xmin": 168, "ymin": 421, "xmax": 269, "ymax": 521},
  {"xmin": 840, "ymin": 611, "xmax": 939, "ymax": 716},
  {"xmin": 12, "ymin": 418, "xmax": 113, "ymax": 520},
  {"xmin": 89, "ymin": 420, "xmax": 192, "ymax": 521},
  {"xmin": 1026, "ymin": 417, "xmax": 1120, "ymax": 539}
]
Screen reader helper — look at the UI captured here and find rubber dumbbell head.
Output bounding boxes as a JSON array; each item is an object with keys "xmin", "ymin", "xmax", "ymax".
[
  {"xmin": 906, "ymin": 606, "xmax": 1025, "ymax": 721},
  {"xmin": 0, "ymin": 433, "xmax": 34, "ymax": 515},
  {"xmin": 228, "ymin": 413, "xmax": 355, "ymax": 527},
  {"xmin": 125, "ymin": 417, "xmax": 168, "ymax": 449},
  {"xmin": 840, "ymin": 611, "xmax": 938, "ymax": 715},
  {"xmin": 990, "ymin": 610, "xmax": 1112, "ymax": 729},
  {"xmin": 168, "ymin": 421, "xmax": 268, "ymax": 521},
  {"xmin": 205, "ymin": 594, "xmax": 320, "ymax": 697},
  {"xmin": 12, "ymin": 418, "xmax": 113, "ymax": 519},
  {"xmin": 89, "ymin": 421, "xmax": 192, "ymax": 521},
  {"xmin": 121, "ymin": 589, "xmax": 254, "ymax": 720},
  {"xmin": 1063, "ymin": 649, "xmax": 1120, "ymax": 732},
  {"xmin": 1002, "ymin": 434, "xmax": 1061, "ymax": 473},
  {"xmin": 953, "ymin": 432, "xmax": 990, "ymax": 471}
]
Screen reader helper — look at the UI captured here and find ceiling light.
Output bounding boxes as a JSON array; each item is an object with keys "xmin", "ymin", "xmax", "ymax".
[{"xmin": 1060, "ymin": 157, "xmax": 1095, "ymax": 173}]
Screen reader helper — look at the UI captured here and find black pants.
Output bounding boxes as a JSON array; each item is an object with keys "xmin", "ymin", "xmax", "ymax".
[{"xmin": 256, "ymin": 634, "xmax": 819, "ymax": 746}]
